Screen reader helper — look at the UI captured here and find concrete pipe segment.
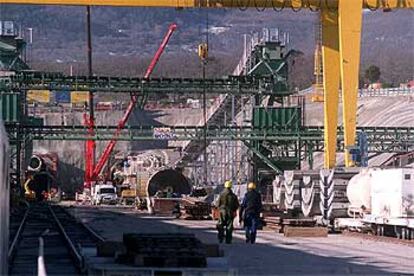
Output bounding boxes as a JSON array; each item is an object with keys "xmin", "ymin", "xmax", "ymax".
[{"xmin": 135, "ymin": 167, "xmax": 191, "ymax": 197}]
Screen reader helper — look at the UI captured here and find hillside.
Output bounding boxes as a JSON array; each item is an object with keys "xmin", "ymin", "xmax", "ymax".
[{"xmin": 0, "ymin": 5, "xmax": 413, "ymax": 86}]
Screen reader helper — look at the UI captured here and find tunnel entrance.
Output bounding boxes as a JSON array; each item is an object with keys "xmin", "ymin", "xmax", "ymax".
[{"xmin": 147, "ymin": 169, "xmax": 191, "ymax": 196}]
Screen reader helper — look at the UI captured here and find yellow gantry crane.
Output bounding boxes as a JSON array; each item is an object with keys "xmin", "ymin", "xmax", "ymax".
[{"xmin": 1, "ymin": 0, "xmax": 413, "ymax": 169}]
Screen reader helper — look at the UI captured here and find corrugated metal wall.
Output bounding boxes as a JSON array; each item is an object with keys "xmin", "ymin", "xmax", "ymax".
[
  {"xmin": 252, "ymin": 107, "xmax": 302, "ymax": 129},
  {"xmin": 0, "ymin": 93, "xmax": 20, "ymax": 123}
]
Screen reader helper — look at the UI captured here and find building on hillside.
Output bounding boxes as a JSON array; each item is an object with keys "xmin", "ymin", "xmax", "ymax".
[
  {"xmin": 367, "ymin": 82, "xmax": 383, "ymax": 90},
  {"xmin": 0, "ymin": 21, "xmax": 29, "ymax": 74},
  {"xmin": 400, "ymin": 80, "xmax": 414, "ymax": 89}
]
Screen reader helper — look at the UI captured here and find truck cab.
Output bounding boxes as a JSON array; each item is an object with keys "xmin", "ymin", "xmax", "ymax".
[{"xmin": 92, "ymin": 184, "xmax": 117, "ymax": 205}]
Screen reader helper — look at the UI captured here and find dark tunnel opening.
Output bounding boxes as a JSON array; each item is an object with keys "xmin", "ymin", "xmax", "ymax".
[{"xmin": 147, "ymin": 169, "xmax": 191, "ymax": 196}]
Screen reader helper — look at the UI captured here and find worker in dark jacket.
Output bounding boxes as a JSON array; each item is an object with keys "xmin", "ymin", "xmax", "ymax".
[
  {"xmin": 239, "ymin": 182, "xmax": 262, "ymax": 244},
  {"xmin": 216, "ymin": 180, "xmax": 240, "ymax": 244}
]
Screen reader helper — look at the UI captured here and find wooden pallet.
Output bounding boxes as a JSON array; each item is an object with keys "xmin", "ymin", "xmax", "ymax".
[
  {"xmin": 152, "ymin": 198, "xmax": 180, "ymax": 215},
  {"xmin": 120, "ymin": 233, "xmax": 207, "ymax": 268},
  {"xmin": 284, "ymin": 226, "xmax": 328, "ymax": 238},
  {"xmin": 181, "ymin": 198, "xmax": 212, "ymax": 220},
  {"xmin": 263, "ymin": 216, "xmax": 283, "ymax": 232},
  {"xmin": 118, "ymin": 253, "xmax": 207, "ymax": 267},
  {"xmin": 282, "ymin": 218, "xmax": 316, "ymax": 227}
]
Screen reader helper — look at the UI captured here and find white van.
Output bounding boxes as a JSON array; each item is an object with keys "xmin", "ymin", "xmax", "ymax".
[{"xmin": 92, "ymin": 184, "xmax": 117, "ymax": 205}]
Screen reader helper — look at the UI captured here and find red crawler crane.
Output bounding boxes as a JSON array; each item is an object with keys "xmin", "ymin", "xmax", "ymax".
[{"xmin": 83, "ymin": 23, "xmax": 177, "ymax": 189}]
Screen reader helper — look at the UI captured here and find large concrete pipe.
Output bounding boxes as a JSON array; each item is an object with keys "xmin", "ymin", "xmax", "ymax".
[
  {"xmin": 26, "ymin": 153, "xmax": 60, "ymax": 201},
  {"xmin": 148, "ymin": 168, "xmax": 191, "ymax": 196},
  {"xmin": 28, "ymin": 155, "xmax": 43, "ymax": 172},
  {"xmin": 28, "ymin": 154, "xmax": 59, "ymax": 173},
  {"xmin": 136, "ymin": 168, "xmax": 191, "ymax": 197}
]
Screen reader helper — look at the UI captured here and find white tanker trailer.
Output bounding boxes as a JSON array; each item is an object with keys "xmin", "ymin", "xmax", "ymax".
[{"xmin": 338, "ymin": 167, "xmax": 414, "ymax": 239}]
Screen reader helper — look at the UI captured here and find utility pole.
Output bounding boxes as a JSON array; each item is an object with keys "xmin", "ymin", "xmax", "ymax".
[
  {"xmin": 202, "ymin": 9, "xmax": 209, "ymax": 186},
  {"xmin": 27, "ymin": 27, "xmax": 33, "ymax": 66},
  {"xmin": 198, "ymin": 42, "xmax": 208, "ymax": 186},
  {"xmin": 202, "ymin": 60, "xmax": 207, "ymax": 186},
  {"xmin": 84, "ymin": 5, "xmax": 96, "ymax": 189}
]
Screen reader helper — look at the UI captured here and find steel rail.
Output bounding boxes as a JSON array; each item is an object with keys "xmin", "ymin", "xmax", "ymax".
[
  {"xmin": 9, "ymin": 203, "xmax": 104, "ymax": 274},
  {"xmin": 37, "ymin": 237, "xmax": 47, "ymax": 276},
  {"xmin": 80, "ymin": 222, "xmax": 105, "ymax": 243},
  {"xmin": 48, "ymin": 205, "xmax": 83, "ymax": 269},
  {"xmin": 8, "ymin": 206, "xmax": 30, "ymax": 261}
]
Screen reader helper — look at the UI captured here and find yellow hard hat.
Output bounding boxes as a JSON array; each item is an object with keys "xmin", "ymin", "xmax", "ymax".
[
  {"xmin": 224, "ymin": 180, "xmax": 232, "ymax": 188},
  {"xmin": 248, "ymin": 182, "xmax": 256, "ymax": 190}
]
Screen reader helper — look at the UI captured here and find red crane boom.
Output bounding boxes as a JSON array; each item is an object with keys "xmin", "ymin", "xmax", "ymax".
[{"xmin": 90, "ymin": 23, "xmax": 177, "ymax": 182}]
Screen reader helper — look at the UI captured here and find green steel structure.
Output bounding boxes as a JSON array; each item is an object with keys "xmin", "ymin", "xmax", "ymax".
[
  {"xmin": 243, "ymin": 34, "xmax": 294, "ymax": 97},
  {"xmin": 1, "ymin": 72, "xmax": 277, "ymax": 95},
  {"xmin": 3, "ymin": 72, "xmax": 414, "ymax": 185},
  {"xmin": 0, "ymin": 21, "xmax": 30, "ymax": 72},
  {"xmin": 0, "ymin": 91, "xmax": 39, "ymax": 188},
  {"xmin": 5, "ymin": 124, "xmax": 413, "ymax": 150},
  {"xmin": 241, "ymin": 30, "xmax": 303, "ymax": 177},
  {"xmin": 0, "ymin": 72, "xmax": 282, "ymax": 187},
  {"xmin": 1, "ymin": 28, "xmax": 413, "ymax": 188}
]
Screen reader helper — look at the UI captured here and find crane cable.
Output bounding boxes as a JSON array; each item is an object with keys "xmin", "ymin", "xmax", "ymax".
[{"xmin": 202, "ymin": 9, "xmax": 209, "ymax": 185}]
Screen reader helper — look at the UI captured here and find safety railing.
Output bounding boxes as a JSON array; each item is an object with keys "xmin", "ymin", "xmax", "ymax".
[
  {"xmin": 300, "ymin": 87, "xmax": 414, "ymax": 98},
  {"xmin": 37, "ymin": 237, "xmax": 47, "ymax": 276},
  {"xmin": 359, "ymin": 87, "xmax": 414, "ymax": 97}
]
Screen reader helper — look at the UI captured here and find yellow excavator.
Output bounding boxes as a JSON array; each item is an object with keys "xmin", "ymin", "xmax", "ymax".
[{"xmin": 23, "ymin": 175, "xmax": 36, "ymax": 201}]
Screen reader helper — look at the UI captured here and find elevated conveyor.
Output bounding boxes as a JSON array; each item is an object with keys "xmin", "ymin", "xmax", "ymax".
[
  {"xmin": 175, "ymin": 28, "xmax": 294, "ymax": 169},
  {"xmin": 5, "ymin": 125, "xmax": 413, "ymax": 153}
]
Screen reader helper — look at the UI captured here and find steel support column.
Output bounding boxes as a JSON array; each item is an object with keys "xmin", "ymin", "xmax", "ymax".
[
  {"xmin": 321, "ymin": 9, "xmax": 340, "ymax": 168},
  {"xmin": 338, "ymin": 0, "xmax": 363, "ymax": 167}
]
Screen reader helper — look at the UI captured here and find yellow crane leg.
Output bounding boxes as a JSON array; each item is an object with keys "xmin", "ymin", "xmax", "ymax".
[
  {"xmin": 338, "ymin": 0, "xmax": 363, "ymax": 167},
  {"xmin": 321, "ymin": 9, "xmax": 340, "ymax": 168}
]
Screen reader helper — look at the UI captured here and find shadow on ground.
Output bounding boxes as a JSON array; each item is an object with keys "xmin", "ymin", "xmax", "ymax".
[{"xmin": 67, "ymin": 206, "xmax": 404, "ymax": 275}]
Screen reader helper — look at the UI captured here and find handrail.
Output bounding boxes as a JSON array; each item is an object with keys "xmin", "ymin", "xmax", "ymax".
[
  {"xmin": 37, "ymin": 236, "xmax": 47, "ymax": 276},
  {"xmin": 359, "ymin": 87, "xmax": 414, "ymax": 97}
]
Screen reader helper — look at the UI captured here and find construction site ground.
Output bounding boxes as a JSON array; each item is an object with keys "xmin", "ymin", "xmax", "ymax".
[{"xmin": 65, "ymin": 204, "xmax": 414, "ymax": 275}]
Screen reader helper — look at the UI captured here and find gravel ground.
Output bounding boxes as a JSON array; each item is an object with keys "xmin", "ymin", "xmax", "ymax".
[{"xmin": 66, "ymin": 204, "xmax": 414, "ymax": 275}]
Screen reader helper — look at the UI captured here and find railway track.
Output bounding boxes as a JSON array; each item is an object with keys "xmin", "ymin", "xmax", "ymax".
[
  {"xmin": 8, "ymin": 203, "xmax": 104, "ymax": 275},
  {"xmin": 8, "ymin": 204, "xmax": 30, "ymax": 253}
]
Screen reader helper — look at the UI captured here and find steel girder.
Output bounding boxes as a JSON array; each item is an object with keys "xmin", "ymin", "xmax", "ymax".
[
  {"xmin": 1, "ymin": 73, "xmax": 279, "ymax": 95},
  {"xmin": 5, "ymin": 124, "xmax": 414, "ymax": 153},
  {"xmin": 3, "ymin": 0, "xmax": 414, "ymax": 174}
]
